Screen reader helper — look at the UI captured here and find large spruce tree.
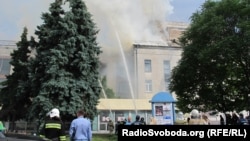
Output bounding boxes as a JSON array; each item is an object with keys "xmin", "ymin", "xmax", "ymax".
[
  {"xmin": 0, "ymin": 27, "xmax": 32, "ymax": 122},
  {"xmin": 169, "ymin": 0, "xmax": 250, "ymax": 113},
  {"xmin": 28, "ymin": 0, "xmax": 101, "ymax": 122}
]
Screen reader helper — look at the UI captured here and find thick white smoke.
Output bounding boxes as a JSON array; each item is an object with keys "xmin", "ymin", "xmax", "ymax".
[
  {"xmin": 84, "ymin": 0, "xmax": 174, "ymax": 98},
  {"xmin": 0, "ymin": 0, "xmax": 174, "ymax": 98},
  {"xmin": 85, "ymin": 0, "xmax": 173, "ymax": 46}
]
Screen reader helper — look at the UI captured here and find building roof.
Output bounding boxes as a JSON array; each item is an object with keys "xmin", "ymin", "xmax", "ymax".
[
  {"xmin": 0, "ymin": 40, "xmax": 17, "ymax": 48},
  {"xmin": 133, "ymin": 41, "xmax": 168, "ymax": 47},
  {"xmin": 150, "ymin": 92, "xmax": 176, "ymax": 103},
  {"xmin": 97, "ymin": 99, "xmax": 151, "ymax": 111}
]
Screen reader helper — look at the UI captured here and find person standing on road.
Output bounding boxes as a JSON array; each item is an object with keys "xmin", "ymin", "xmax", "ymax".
[
  {"xmin": 140, "ymin": 117, "xmax": 146, "ymax": 125},
  {"xmin": 107, "ymin": 119, "xmax": 114, "ymax": 134},
  {"xmin": 40, "ymin": 108, "xmax": 67, "ymax": 141},
  {"xmin": 237, "ymin": 113, "xmax": 248, "ymax": 125},
  {"xmin": 188, "ymin": 109, "xmax": 206, "ymax": 125},
  {"xmin": 0, "ymin": 121, "xmax": 6, "ymax": 138},
  {"xmin": 125, "ymin": 117, "xmax": 132, "ymax": 125},
  {"xmin": 131, "ymin": 115, "xmax": 141, "ymax": 125},
  {"xmin": 220, "ymin": 115, "xmax": 225, "ymax": 125},
  {"xmin": 69, "ymin": 110, "xmax": 92, "ymax": 141}
]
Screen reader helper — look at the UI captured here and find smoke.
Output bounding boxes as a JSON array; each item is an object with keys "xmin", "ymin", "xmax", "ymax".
[
  {"xmin": 84, "ymin": 0, "xmax": 174, "ymax": 66},
  {"xmin": 1, "ymin": 0, "xmax": 173, "ymax": 44},
  {"xmin": 85, "ymin": 0, "xmax": 173, "ymax": 46},
  {"xmin": 84, "ymin": 0, "xmax": 174, "ymax": 98},
  {"xmin": 0, "ymin": 0, "xmax": 51, "ymax": 40},
  {"xmin": 0, "ymin": 0, "xmax": 174, "ymax": 98}
]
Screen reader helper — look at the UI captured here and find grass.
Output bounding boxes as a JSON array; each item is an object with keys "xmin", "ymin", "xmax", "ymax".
[
  {"xmin": 66, "ymin": 134, "xmax": 117, "ymax": 141},
  {"xmin": 92, "ymin": 134, "xmax": 117, "ymax": 141}
]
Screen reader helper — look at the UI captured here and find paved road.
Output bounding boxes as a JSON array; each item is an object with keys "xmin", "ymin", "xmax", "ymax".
[{"xmin": 0, "ymin": 133, "xmax": 46, "ymax": 141}]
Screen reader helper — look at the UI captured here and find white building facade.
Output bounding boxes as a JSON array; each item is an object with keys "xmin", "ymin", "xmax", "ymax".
[{"xmin": 133, "ymin": 43, "xmax": 182, "ymax": 99}]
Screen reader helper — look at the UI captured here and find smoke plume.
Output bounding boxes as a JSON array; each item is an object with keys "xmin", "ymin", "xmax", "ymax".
[{"xmin": 85, "ymin": 0, "xmax": 173, "ymax": 47}]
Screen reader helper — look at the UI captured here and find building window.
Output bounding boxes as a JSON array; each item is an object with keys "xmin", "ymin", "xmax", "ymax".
[
  {"xmin": 145, "ymin": 80, "xmax": 152, "ymax": 92},
  {"xmin": 0, "ymin": 58, "xmax": 11, "ymax": 75},
  {"xmin": 144, "ymin": 59, "xmax": 151, "ymax": 72},
  {"xmin": 164, "ymin": 60, "xmax": 171, "ymax": 91}
]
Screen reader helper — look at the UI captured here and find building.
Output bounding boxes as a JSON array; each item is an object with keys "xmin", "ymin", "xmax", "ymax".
[
  {"xmin": 93, "ymin": 98, "xmax": 151, "ymax": 132},
  {"xmin": 133, "ymin": 42, "xmax": 182, "ymax": 99},
  {"xmin": 0, "ymin": 22, "xmax": 189, "ymax": 132},
  {"xmin": 99, "ymin": 22, "xmax": 188, "ymax": 99},
  {"xmin": 133, "ymin": 22, "xmax": 188, "ymax": 99},
  {"xmin": 0, "ymin": 40, "xmax": 16, "ymax": 84}
]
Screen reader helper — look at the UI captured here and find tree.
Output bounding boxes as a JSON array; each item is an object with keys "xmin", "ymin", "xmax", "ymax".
[
  {"xmin": 169, "ymin": 0, "xmax": 250, "ymax": 113},
  {"xmin": 62, "ymin": 0, "xmax": 102, "ymax": 120},
  {"xmin": 0, "ymin": 27, "xmax": 32, "ymax": 123},
  {"xmin": 28, "ymin": 0, "xmax": 101, "ymax": 122}
]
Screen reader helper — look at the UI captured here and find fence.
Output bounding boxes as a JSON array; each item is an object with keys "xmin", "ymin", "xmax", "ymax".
[{"xmin": 3, "ymin": 121, "xmax": 72, "ymax": 135}]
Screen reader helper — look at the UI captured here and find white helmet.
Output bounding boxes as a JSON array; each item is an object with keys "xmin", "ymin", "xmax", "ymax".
[
  {"xmin": 190, "ymin": 109, "xmax": 199, "ymax": 118},
  {"xmin": 49, "ymin": 108, "xmax": 60, "ymax": 118}
]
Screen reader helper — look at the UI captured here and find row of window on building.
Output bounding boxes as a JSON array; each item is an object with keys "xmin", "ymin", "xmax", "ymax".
[{"xmin": 144, "ymin": 59, "xmax": 171, "ymax": 92}]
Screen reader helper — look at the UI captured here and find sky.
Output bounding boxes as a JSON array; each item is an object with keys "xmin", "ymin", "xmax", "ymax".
[{"xmin": 0, "ymin": 0, "xmax": 206, "ymax": 42}]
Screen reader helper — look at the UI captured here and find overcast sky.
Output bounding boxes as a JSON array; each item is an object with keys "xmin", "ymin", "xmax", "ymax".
[{"xmin": 0, "ymin": 0, "xmax": 205, "ymax": 41}]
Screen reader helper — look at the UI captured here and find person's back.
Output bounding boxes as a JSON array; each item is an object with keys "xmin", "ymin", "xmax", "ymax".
[
  {"xmin": 69, "ymin": 110, "xmax": 92, "ymax": 141},
  {"xmin": 140, "ymin": 117, "xmax": 146, "ymax": 125},
  {"xmin": 220, "ymin": 115, "xmax": 225, "ymax": 125},
  {"xmin": 188, "ymin": 109, "xmax": 206, "ymax": 125},
  {"xmin": 131, "ymin": 115, "xmax": 141, "ymax": 125},
  {"xmin": 246, "ymin": 116, "xmax": 250, "ymax": 125},
  {"xmin": 231, "ymin": 113, "xmax": 239, "ymax": 125},
  {"xmin": 115, "ymin": 121, "xmax": 120, "ymax": 134},
  {"xmin": 42, "ymin": 118, "xmax": 66, "ymax": 140},
  {"xmin": 188, "ymin": 118, "xmax": 206, "ymax": 125},
  {"xmin": 225, "ymin": 113, "xmax": 232, "ymax": 125},
  {"xmin": 107, "ymin": 120, "xmax": 114, "ymax": 134},
  {"xmin": 237, "ymin": 114, "xmax": 248, "ymax": 125},
  {"xmin": 40, "ymin": 108, "xmax": 66, "ymax": 141},
  {"xmin": 0, "ymin": 121, "xmax": 6, "ymax": 138},
  {"xmin": 202, "ymin": 115, "xmax": 210, "ymax": 125}
]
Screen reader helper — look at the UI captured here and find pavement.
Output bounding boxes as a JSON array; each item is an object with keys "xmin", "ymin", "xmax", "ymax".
[{"xmin": 0, "ymin": 133, "xmax": 46, "ymax": 141}]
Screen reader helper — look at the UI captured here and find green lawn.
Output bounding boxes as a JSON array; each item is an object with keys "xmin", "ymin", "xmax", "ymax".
[
  {"xmin": 66, "ymin": 134, "xmax": 117, "ymax": 141},
  {"xmin": 92, "ymin": 134, "xmax": 117, "ymax": 141},
  {"xmin": 6, "ymin": 132, "xmax": 117, "ymax": 141}
]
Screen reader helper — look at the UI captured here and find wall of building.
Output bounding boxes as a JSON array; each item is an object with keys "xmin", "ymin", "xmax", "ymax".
[
  {"xmin": 134, "ymin": 44, "xmax": 182, "ymax": 99},
  {"xmin": 0, "ymin": 41, "xmax": 16, "ymax": 83},
  {"xmin": 92, "ymin": 110, "xmax": 152, "ymax": 132},
  {"xmin": 99, "ymin": 22, "xmax": 189, "ymax": 99}
]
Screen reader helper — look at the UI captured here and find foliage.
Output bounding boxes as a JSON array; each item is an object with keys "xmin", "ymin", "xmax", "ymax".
[
  {"xmin": 92, "ymin": 134, "xmax": 117, "ymax": 141},
  {"xmin": 27, "ymin": 0, "xmax": 101, "ymax": 122},
  {"xmin": 0, "ymin": 27, "xmax": 33, "ymax": 121},
  {"xmin": 169, "ymin": 0, "xmax": 250, "ymax": 113}
]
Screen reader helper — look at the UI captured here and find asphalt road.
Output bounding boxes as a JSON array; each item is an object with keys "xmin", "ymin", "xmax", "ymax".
[{"xmin": 0, "ymin": 133, "xmax": 46, "ymax": 141}]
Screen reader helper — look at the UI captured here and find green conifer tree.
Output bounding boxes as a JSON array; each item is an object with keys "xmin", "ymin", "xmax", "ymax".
[
  {"xmin": 63, "ymin": 0, "xmax": 102, "ymax": 120},
  {"xmin": 0, "ymin": 27, "xmax": 32, "ymax": 122},
  {"xmin": 29, "ymin": 0, "xmax": 101, "ymax": 121}
]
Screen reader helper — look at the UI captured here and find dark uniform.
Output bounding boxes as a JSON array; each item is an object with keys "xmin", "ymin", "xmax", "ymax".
[
  {"xmin": 140, "ymin": 117, "xmax": 146, "ymax": 125},
  {"xmin": 40, "ymin": 118, "xmax": 66, "ymax": 141},
  {"xmin": 131, "ymin": 115, "xmax": 141, "ymax": 125}
]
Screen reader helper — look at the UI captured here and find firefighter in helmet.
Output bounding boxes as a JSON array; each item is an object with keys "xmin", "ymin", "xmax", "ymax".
[{"xmin": 40, "ymin": 108, "xmax": 66, "ymax": 141}]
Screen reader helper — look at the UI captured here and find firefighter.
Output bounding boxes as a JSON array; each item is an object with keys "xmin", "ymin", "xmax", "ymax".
[{"xmin": 39, "ymin": 108, "xmax": 66, "ymax": 141}]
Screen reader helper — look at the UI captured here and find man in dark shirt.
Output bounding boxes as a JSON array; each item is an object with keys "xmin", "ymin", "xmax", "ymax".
[{"xmin": 131, "ymin": 115, "xmax": 141, "ymax": 125}]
